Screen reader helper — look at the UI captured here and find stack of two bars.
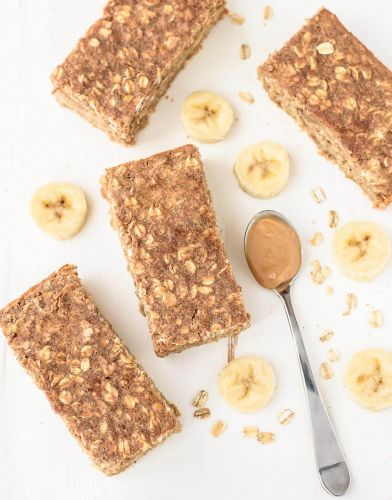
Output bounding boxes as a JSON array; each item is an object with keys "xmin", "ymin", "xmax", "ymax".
[{"xmin": 0, "ymin": 145, "xmax": 251, "ymax": 474}]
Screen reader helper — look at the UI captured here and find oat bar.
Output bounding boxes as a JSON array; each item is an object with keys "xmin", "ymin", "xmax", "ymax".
[
  {"xmin": 101, "ymin": 144, "xmax": 250, "ymax": 357},
  {"xmin": 0, "ymin": 265, "xmax": 180, "ymax": 475},
  {"xmin": 258, "ymin": 8, "xmax": 392, "ymax": 208},
  {"xmin": 51, "ymin": 0, "xmax": 226, "ymax": 146}
]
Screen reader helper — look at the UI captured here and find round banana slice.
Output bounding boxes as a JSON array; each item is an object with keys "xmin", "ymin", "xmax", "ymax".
[
  {"xmin": 180, "ymin": 90, "xmax": 234, "ymax": 143},
  {"xmin": 332, "ymin": 221, "xmax": 391, "ymax": 282},
  {"xmin": 218, "ymin": 356, "xmax": 276, "ymax": 413},
  {"xmin": 234, "ymin": 141, "xmax": 290, "ymax": 198},
  {"xmin": 344, "ymin": 348, "xmax": 392, "ymax": 411},
  {"xmin": 30, "ymin": 182, "xmax": 88, "ymax": 240}
]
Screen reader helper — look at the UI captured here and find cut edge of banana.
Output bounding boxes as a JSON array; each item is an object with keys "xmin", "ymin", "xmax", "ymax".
[
  {"xmin": 180, "ymin": 90, "xmax": 234, "ymax": 143},
  {"xmin": 218, "ymin": 355, "xmax": 276, "ymax": 413},
  {"xmin": 234, "ymin": 141, "xmax": 290, "ymax": 199},
  {"xmin": 30, "ymin": 182, "xmax": 88, "ymax": 240},
  {"xmin": 344, "ymin": 348, "xmax": 392, "ymax": 412},
  {"xmin": 332, "ymin": 221, "xmax": 391, "ymax": 282}
]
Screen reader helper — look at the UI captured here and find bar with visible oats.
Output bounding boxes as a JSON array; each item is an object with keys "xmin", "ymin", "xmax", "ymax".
[
  {"xmin": 51, "ymin": 0, "xmax": 226, "ymax": 145},
  {"xmin": 258, "ymin": 8, "xmax": 392, "ymax": 208},
  {"xmin": 101, "ymin": 144, "xmax": 250, "ymax": 357},
  {"xmin": 0, "ymin": 265, "xmax": 180, "ymax": 475}
]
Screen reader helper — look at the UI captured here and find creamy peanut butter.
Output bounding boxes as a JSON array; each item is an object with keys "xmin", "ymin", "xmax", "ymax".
[{"xmin": 245, "ymin": 215, "xmax": 301, "ymax": 291}]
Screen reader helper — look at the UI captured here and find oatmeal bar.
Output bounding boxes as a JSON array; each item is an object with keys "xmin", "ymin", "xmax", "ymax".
[
  {"xmin": 258, "ymin": 8, "xmax": 392, "ymax": 208},
  {"xmin": 0, "ymin": 265, "xmax": 180, "ymax": 475},
  {"xmin": 51, "ymin": 0, "xmax": 226, "ymax": 146},
  {"xmin": 101, "ymin": 144, "xmax": 250, "ymax": 357}
]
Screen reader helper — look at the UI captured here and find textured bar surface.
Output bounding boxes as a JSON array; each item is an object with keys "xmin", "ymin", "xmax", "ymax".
[
  {"xmin": 51, "ymin": 0, "xmax": 226, "ymax": 145},
  {"xmin": 258, "ymin": 8, "xmax": 392, "ymax": 208},
  {"xmin": 101, "ymin": 144, "xmax": 250, "ymax": 357},
  {"xmin": 0, "ymin": 265, "xmax": 180, "ymax": 475}
]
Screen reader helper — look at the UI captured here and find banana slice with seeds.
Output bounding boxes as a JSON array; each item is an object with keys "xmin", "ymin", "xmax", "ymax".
[
  {"xmin": 218, "ymin": 356, "xmax": 276, "ymax": 412},
  {"xmin": 234, "ymin": 141, "xmax": 290, "ymax": 198},
  {"xmin": 332, "ymin": 221, "xmax": 390, "ymax": 282},
  {"xmin": 30, "ymin": 182, "xmax": 88, "ymax": 240},
  {"xmin": 344, "ymin": 349, "xmax": 392, "ymax": 411},
  {"xmin": 181, "ymin": 90, "xmax": 234, "ymax": 143}
]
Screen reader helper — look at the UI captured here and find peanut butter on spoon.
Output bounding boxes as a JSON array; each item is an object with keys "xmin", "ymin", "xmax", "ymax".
[{"xmin": 245, "ymin": 215, "xmax": 301, "ymax": 291}]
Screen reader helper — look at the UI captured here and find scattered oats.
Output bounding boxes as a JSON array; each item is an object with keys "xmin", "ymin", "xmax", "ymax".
[
  {"xmin": 320, "ymin": 329, "xmax": 334, "ymax": 343},
  {"xmin": 343, "ymin": 293, "xmax": 358, "ymax": 316},
  {"xmin": 240, "ymin": 44, "xmax": 251, "ymax": 60},
  {"xmin": 317, "ymin": 42, "xmax": 334, "ymax": 55},
  {"xmin": 310, "ymin": 260, "xmax": 331, "ymax": 285},
  {"xmin": 311, "ymin": 187, "xmax": 326, "ymax": 203},
  {"xmin": 243, "ymin": 426, "xmax": 259, "ymax": 438},
  {"xmin": 369, "ymin": 310, "xmax": 383, "ymax": 328},
  {"xmin": 257, "ymin": 431, "xmax": 275, "ymax": 444},
  {"xmin": 326, "ymin": 287, "xmax": 334, "ymax": 296},
  {"xmin": 211, "ymin": 420, "xmax": 227, "ymax": 437},
  {"xmin": 194, "ymin": 407, "xmax": 211, "ymax": 419},
  {"xmin": 263, "ymin": 5, "xmax": 273, "ymax": 21},
  {"xmin": 320, "ymin": 362, "xmax": 334, "ymax": 380},
  {"xmin": 228, "ymin": 334, "xmax": 238, "ymax": 363},
  {"xmin": 327, "ymin": 349, "xmax": 341, "ymax": 362},
  {"xmin": 328, "ymin": 210, "xmax": 339, "ymax": 228},
  {"xmin": 192, "ymin": 390, "xmax": 208, "ymax": 408},
  {"xmin": 229, "ymin": 12, "xmax": 245, "ymax": 25},
  {"xmin": 238, "ymin": 91, "xmax": 255, "ymax": 104},
  {"xmin": 310, "ymin": 231, "xmax": 323, "ymax": 246},
  {"xmin": 277, "ymin": 408, "xmax": 295, "ymax": 425}
]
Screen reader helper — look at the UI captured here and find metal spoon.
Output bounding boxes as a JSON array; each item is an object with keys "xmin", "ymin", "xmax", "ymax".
[{"xmin": 244, "ymin": 210, "xmax": 351, "ymax": 497}]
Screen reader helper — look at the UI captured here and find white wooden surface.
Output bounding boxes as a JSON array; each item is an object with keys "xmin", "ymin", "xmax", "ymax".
[{"xmin": 1, "ymin": 1, "xmax": 392, "ymax": 499}]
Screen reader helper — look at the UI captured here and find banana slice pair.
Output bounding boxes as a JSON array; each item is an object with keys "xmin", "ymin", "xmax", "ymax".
[
  {"xmin": 30, "ymin": 182, "xmax": 88, "ymax": 240},
  {"xmin": 332, "ymin": 221, "xmax": 391, "ymax": 282},
  {"xmin": 218, "ymin": 356, "xmax": 276, "ymax": 412},
  {"xmin": 234, "ymin": 141, "xmax": 290, "ymax": 199},
  {"xmin": 181, "ymin": 91, "xmax": 234, "ymax": 143},
  {"xmin": 345, "ymin": 349, "xmax": 392, "ymax": 412}
]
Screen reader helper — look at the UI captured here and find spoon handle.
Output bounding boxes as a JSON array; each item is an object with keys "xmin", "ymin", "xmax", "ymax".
[{"xmin": 278, "ymin": 289, "xmax": 351, "ymax": 497}]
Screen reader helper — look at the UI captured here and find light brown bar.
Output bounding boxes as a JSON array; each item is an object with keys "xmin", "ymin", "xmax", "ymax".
[
  {"xmin": 51, "ymin": 0, "xmax": 226, "ymax": 145},
  {"xmin": 0, "ymin": 265, "xmax": 180, "ymax": 475},
  {"xmin": 258, "ymin": 8, "xmax": 392, "ymax": 208},
  {"xmin": 101, "ymin": 144, "xmax": 251, "ymax": 357}
]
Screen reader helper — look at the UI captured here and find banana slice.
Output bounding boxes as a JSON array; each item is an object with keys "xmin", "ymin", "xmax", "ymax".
[
  {"xmin": 344, "ymin": 348, "xmax": 392, "ymax": 411},
  {"xmin": 332, "ymin": 221, "xmax": 391, "ymax": 282},
  {"xmin": 180, "ymin": 90, "xmax": 234, "ymax": 143},
  {"xmin": 234, "ymin": 141, "xmax": 290, "ymax": 198},
  {"xmin": 218, "ymin": 356, "xmax": 276, "ymax": 412},
  {"xmin": 30, "ymin": 182, "xmax": 88, "ymax": 240}
]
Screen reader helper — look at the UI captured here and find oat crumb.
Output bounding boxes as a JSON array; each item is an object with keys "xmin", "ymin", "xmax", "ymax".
[
  {"xmin": 343, "ymin": 293, "xmax": 358, "ymax": 316},
  {"xmin": 192, "ymin": 390, "xmax": 208, "ymax": 408},
  {"xmin": 257, "ymin": 431, "xmax": 275, "ymax": 444},
  {"xmin": 193, "ymin": 407, "xmax": 211, "ymax": 419},
  {"xmin": 243, "ymin": 426, "xmax": 259, "ymax": 438},
  {"xmin": 311, "ymin": 187, "xmax": 326, "ymax": 203},
  {"xmin": 228, "ymin": 12, "xmax": 245, "ymax": 25},
  {"xmin": 277, "ymin": 408, "xmax": 295, "ymax": 425},
  {"xmin": 320, "ymin": 329, "xmax": 334, "ymax": 343},
  {"xmin": 263, "ymin": 6, "xmax": 273, "ymax": 21},
  {"xmin": 211, "ymin": 420, "xmax": 227, "ymax": 437},
  {"xmin": 310, "ymin": 231, "xmax": 323, "ymax": 246},
  {"xmin": 328, "ymin": 210, "xmax": 339, "ymax": 228},
  {"xmin": 320, "ymin": 362, "xmax": 334, "ymax": 380},
  {"xmin": 327, "ymin": 349, "xmax": 341, "ymax": 362},
  {"xmin": 240, "ymin": 44, "xmax": 251, "ymax": 60},
  {"xmin": 238, "ymin": 91, "xmax": 255, "ymax": 104},
  {"xmin": 369, "ymin": 309, "xmax": 383, "ymax": 328}
]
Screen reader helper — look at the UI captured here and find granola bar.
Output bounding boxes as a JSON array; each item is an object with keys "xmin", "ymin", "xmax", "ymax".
[
  {"xmin": 0, "ymin": 265, "xmax": 180, "ymax": 475},
  {"xmin": 258, "ymin": 8, "xmax": 392, "ymax": 208},
  {"xmin": 101, "ymin": 144, "xmax": 251, "ymax": 357},
  {"xmin": 51, "ymin": 0, "xmax": 226, "ymax": 146}
]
